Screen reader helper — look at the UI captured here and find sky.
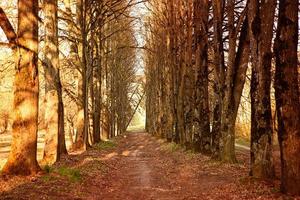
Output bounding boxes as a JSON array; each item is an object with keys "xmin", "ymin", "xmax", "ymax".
[{"xmin": 130, "ymin": 0, "xmax": 149, "ymax": 75}]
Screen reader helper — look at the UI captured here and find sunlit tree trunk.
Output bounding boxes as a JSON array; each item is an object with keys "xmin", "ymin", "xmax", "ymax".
[
  {"xmin": 73, "ymin": 0, "xmax": 90, "ymax": 150},
  {"xmin": 2, "ymin": 0, "xmax": 40, "ymax": 175},
  {"xmin": 248, "ymin": 0, "xmax": 276, "ymax": 179},
  {"xmin": 274, "ymin": 0, "xmax": 300, "ymax": 195},
  {"xmin": 42, "ymin": 0, "xmax": 67, "ymax": 165}
]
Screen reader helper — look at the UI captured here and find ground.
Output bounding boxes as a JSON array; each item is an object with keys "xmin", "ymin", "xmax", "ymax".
[{"xmin": 0, "ymin": 132, "xmax": 299, "ymax": 200}]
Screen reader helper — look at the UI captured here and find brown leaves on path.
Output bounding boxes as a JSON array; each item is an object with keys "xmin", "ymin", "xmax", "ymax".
[{"xmin": 0, "ymin": 132, "xmax": 299, "ymax": 200}]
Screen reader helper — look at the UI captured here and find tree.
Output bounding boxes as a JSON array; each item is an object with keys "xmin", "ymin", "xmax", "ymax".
[
  {"xmin": 193, "ymin": 0, "xmax": 210, "ymax": 154},
  {"xmin": 42, "ymin": 0, "xmax": 67, "ymax": 165},
  {"xmin": 248, "ymin": 0, "xmax": 276, "ymax": 178},
  {"xmin": 211, "ymin": 0, "xmax": 225, "ymax": 159},
  {"xmin": 1, "ymin": 0, "xmax": 40, "ymax": 175},
  {"xmin": 220, "ymin": 1, "xmax": 250, "ymax": 163},
  {"xmin": 274, "ymin": 0, "xmax": 300, "ymax": 195}
]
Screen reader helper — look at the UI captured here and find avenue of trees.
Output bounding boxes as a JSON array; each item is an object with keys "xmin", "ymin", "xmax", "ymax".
[
  {"xmin": 0, "ymin": 0, "xmax": 299, "ymax": 197},
  {"xmin": 0, "ymin": 0, "xmax": 142, "ymax": 175},
  {"xmin": 144, "ymin": 0, "xmax": 300, "ymax": 195}
]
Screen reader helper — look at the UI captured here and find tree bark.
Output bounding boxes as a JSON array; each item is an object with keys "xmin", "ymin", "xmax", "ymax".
[
  {"xmin": 211, "ymin": 0, "xmax": 225, "ymax": 159},
  {"xmin": 274, "ymin": 0, "xmax": 300, "ymax": 195},
  {"xmin": 93, "ymin": 37, "xmax": 101, "ymax": 144},
  {"xmin": 2, "ymin": 0, "xmax": 40, "ymax": 175},
  {"xmin": 193, "ymin": 0, "xmax": 210, "ymax": 154},
  {"xmin": 42, "ymin": 0, "xmax": 67, "ymax": 165},
  {"xmin": 220, "ymin": 3, "xmax": 250, "ymax": 163},
  {"xmin": 248, "ymin": 0, "xmax": 276, "ymax": 179}
]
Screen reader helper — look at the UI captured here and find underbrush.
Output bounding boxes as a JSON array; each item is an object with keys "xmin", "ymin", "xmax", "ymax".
[{"xmin": 94, "ymin": 140, "xmax": 117, "ymax": 150}]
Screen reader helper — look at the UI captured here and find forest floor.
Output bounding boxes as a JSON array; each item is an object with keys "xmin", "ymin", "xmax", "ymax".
[{"xmin": 0, "ymin": 131, "xmax": 299, "ymax": 200}]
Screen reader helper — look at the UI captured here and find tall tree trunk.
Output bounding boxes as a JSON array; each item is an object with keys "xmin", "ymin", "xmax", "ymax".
[
  {"xmin": 183, "ymin": 0, "xmax": 194, "ymax": 147},
  {"xmin": 220, "ymin": 3, "xmax": 250, "ymax": 163},
  {"xmin": 211, "ymin": 0, "xmax": 225, "ymax": 159},
  {"xmin": 73, "ymin": 0, "xmax": 90, "ymax": 150},
  {"xmin": 274, "ymin": 0, "xmax": 300, "ymax": 195},
  {"xmin": 2, "ymin": 0, "xmax": 40, "ymax": 175},
  {"xmin": 167, "ymin": 0, "xmax": 176, "ymax": 142},
  {"xmin": 93, "ymin": 37, "xmax": 101, "ymax": 144},
  {"xmin": 42, "ymin": 0, "xmax": 67, "ymax": 165},
  {"xmin": 193, "ymin": 0, "xmax": 210, "ymax": 154},
  {"xmin": 248, "ymin": 0, "xmax": 276, "ymax": 179},
  {"xmin": 220, "ymin": 0, "xmax": 237, "ymax": 163}
]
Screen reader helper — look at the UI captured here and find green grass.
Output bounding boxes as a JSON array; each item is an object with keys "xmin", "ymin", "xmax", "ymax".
[
  {"xmin": 41, "ymin": 165, "xmax": 82, "ymax": 182},
  {"xmin": 41, "ymin": 174, "xmax": 57, "ymax": 182},
  {"xmin": 57, "ymin": 166, "xmax": 82, "ymax": 182},
  {"xmin": 94, "ymin": 140, "xmax": 117, "ymax": 150}
]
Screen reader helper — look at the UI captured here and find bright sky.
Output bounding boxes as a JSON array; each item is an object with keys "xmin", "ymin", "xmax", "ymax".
[{"xmin": 130, "ymin": 0, "xmax": 149, "ymax": 75}]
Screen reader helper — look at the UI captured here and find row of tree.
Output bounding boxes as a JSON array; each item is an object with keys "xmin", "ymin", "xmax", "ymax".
[
  {"xmin": 0, "ymin": 0, "xmax": 140, "ymax": 175},
  {"xmin": 144, "ymin": 0, "xmax": 299, "ymax": 195}
]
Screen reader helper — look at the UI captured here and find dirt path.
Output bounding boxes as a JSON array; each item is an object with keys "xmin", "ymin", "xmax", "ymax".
[{"xmin": 0, "ymin": 132, "xmax": 297, "ymax": 200}]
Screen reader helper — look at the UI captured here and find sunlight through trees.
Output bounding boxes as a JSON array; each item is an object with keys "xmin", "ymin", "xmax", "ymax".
[{"xmin": 0, "ymin": 0, "xmax": 299, "ymax": 197}]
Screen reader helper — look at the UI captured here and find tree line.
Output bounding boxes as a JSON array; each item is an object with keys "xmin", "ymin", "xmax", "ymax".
[
  {"xmin": 144, "ymin": 0, "xmax": 299, "ymax": 195},
  {"xmin": 0, "ymin": 0, "xmax": 142, "ymax": 176}
]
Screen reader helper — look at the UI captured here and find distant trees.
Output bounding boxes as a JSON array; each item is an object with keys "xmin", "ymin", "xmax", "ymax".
[
  {"xmin": 145, "ymin": 0, "xmax": 299, "ymax": 195},
  {"xmin": 145, "ymin": 0, "xmax": 249, "ymax": 161}
]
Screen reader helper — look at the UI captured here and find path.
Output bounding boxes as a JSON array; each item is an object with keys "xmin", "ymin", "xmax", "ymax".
[
  {"xmin": 96, "ymin": 132, "xmax": 231, "ymax": 199},
  {"xmin": 0, "ymin": 132, "xmax": 293, "ymax": 200}
]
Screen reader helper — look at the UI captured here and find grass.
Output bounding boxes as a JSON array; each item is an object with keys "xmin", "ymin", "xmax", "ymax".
[
  {"xmin": 42, "ymin": 165, "xmax": 82, "ymax": 182},
  {"xmin": 57, "ymin": 166, "xmax": 81, "ymax": 182},
  {"xmin": 41, "ymin": 174, "xmax": 57, "ymax": 182},
  {"xmin": 94, "ymin": 140, "xmax": 117, "ymax": 150}
]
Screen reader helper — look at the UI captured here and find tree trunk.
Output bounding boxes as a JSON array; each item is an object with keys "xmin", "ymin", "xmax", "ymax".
[
  {"xmin": 193, "ymin": 0, "xmax": 210, "ymax": 154},
  {"xmin": 220, "ymin": 4, "xmax": 250, "ymax": 163},
  {"xmin": 42, "ymin": 0, "xmax": 67, "ymax": 165},
  {"xmin": 274, "ymin": 0, "xmax": 300, "ymax": 195},
  {"xmin": 248, "ymin": 0, "xmax": 276, "ymax": 179},
  {"xmin": 211, "ymin": 0, "xmax": 225, "ymax": 159},
  {"xmin": 93, "ymin": 38, "xmax": 101, "ymax": 144},
  {"xmin": 2, "ymin": 0, "xmax": 40, "ymax": 175}
]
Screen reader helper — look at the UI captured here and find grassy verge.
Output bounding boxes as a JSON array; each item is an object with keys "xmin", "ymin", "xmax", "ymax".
[
  {"xmin": 94, "ymin": 140, "xmax": 117, "ymax": 150},
  {"xmin": 43, "ymin": 165, "xmax": 81, "ymax": 182}
]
